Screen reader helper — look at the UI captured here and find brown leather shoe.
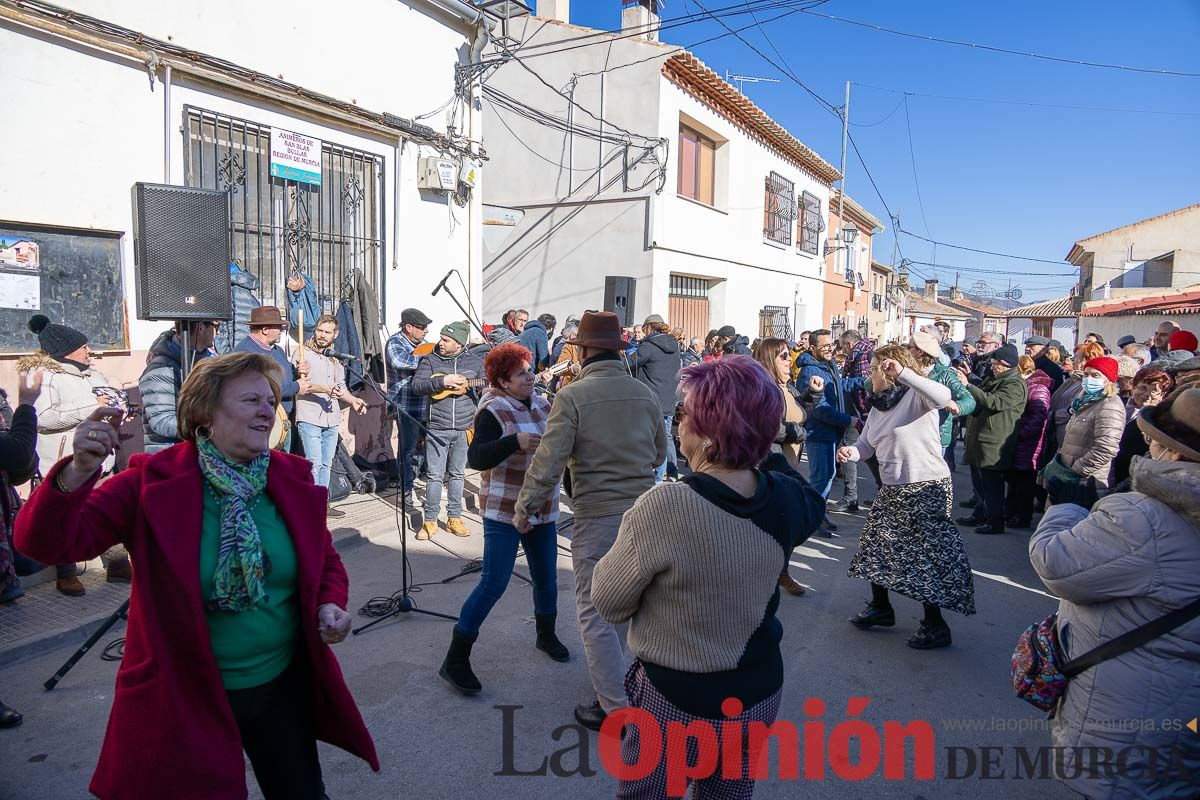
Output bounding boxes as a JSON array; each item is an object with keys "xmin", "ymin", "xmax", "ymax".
[
  {"xmin": 56, "ymin": 576, "xmax": 86, "ymax": 597},
  {"xmin": 106, "ymin": 562, "xmax": 133, "ymax": 583},
  {"xmin": 778, "ymin": 572, "xmax": 806, "ymax": 596}
]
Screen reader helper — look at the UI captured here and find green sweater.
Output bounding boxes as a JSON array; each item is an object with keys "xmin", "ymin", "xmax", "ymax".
[{"xmin": 200, "ymin": 490, "xmax": 300, "ymax": 690}]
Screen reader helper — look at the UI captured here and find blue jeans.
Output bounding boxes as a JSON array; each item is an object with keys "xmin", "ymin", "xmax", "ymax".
[
  {"xmin": 424, "ymin": 429, "xmax": 468, "ymax": 520},
  {"xmin": 806, "ymin": 438, "xmax": 838, "ymax": 499},
  {"xmin": 297, "ymin": 422, "xmax": 338, "ymax": 488},
  {"xmin": 654, "ymin": 414, "xmax": 676, "ymax": 482},
  {"xmin": 456, "ymin": 519, "xmax": 559, "ymax": 636},
  {"xmin": 397, "ymin": 413, "xmax": 421, "ymax": 492}
]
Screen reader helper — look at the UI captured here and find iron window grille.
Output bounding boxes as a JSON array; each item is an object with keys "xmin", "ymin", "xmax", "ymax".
[
  {"xmin": 183, "ymin": 106, "xmax": 385, "ymax": 314},
  {"xmin": 759, "ymin": 305, "xmax": 792, "ymax": 339},
  {"xmin": 798, "ymin": 190, "xmax": 823, "ymax": 255},
  {"xmin": 669, "ymin": 275, "xmax": 709, "ymax": 298},
  {"xmin": 763, "ymin": 172, "xmax": 795, "ymax": 246}
]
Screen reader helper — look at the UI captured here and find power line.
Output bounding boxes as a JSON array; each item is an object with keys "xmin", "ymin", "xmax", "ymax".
[
  {"xmin": 800, "ymin": 10, "xmax": 1200, "ymax": 78},
  {"xmin": 849, "ymin": 94, "xmax": 906, "ymax": 127},
  {"xmin": 902, "ymin": 95, "xmax": 932, "ymax": 237},
  {"xmin": 897, "ymin": 227, "xmax": 1069, "ymax": 264},
  {"xmin": 906, "ymin": 259, "xmax": 1076, "ymax": 278},
  {"xmin": 852, "ymin": 82, "xmax": 1200, "ymax": 117}
]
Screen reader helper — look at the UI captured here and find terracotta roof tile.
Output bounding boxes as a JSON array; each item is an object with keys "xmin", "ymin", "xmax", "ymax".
[
  {"xmin": 1081, "ymin": 288, "xmax": 1200, "ymax": 317},
  {"xmin": 1006, "ymin": 296, "xmax": 1075, "ymax": 318}
]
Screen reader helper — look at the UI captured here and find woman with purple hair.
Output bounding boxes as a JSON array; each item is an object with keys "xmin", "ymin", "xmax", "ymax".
[
  {"xmin": 838, "ymin": 344, "xmax": 976, "ymax": 649},
  {"xmin": 592, "ymin": 355, "xmax": 825, "ymax": 799}
]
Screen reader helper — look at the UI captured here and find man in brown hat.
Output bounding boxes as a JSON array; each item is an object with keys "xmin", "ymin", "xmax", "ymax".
[
  {"xmin": 235, "ymin": 306, "xmax": 308, "ymax": 451},
  {"xmin": 514, "ymin": 311, "xmax": 666, "ymax": 732}
]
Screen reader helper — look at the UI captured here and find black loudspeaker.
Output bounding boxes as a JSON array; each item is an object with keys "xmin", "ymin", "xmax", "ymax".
[
  {"xmin": 131, "ymin": 183, "xmax": 233, "ymax": 321},
  {"xmin": 603, "ymin": 275, "xmax": 635, "ymax": 327}
]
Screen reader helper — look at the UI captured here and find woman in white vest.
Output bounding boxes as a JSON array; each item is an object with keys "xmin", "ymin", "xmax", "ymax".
[
  {"xmin": 438, "ymin": 343, "xmax": 568, "ymax": 694},
  {"xmin": 17, "ymin": 314, "xmax": 130, "ymax": 595}
]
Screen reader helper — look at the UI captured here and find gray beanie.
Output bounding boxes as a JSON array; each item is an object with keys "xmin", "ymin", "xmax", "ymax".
[{"xmin": 28, "ymin": 314, "xmax": 87, "ymax": 359}]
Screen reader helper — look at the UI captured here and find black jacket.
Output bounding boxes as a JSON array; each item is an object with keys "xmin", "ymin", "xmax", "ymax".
[
  {"xmin": 629, "ymin": 333, "xmax": 682, "ymax": 415},
  {"xmin": 1034, "ymin": 355, "xmax": 1065, "ymax": 393},
  {"xmin": 411, "ymin": 345, "xmax": 485, "ymax": 431}
]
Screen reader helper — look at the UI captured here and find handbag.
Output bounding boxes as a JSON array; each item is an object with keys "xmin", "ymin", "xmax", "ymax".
[{"xmin": 1013, "ymin": 597, "xmax": 1200, "ymax": 715}]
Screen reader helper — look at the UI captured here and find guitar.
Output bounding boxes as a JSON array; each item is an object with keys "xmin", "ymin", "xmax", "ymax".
[{"xmin": 430, "ymin": 374, "xmax": 488, "ymax": 401}]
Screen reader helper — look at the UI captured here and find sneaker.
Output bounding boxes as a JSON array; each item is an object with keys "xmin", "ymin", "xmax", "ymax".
[
  {"xmin": 56, "ymin": 576, "xmax": 86, "ymax": 597},
  {"xmin": 402, "ymin": 491, "xmax": 419, "ymax": 510},
  {"xmin": 828, "ymin": 499, "xmax": 859, "ymax": 514},
  {"xmin": 907, "ymin": 621, "xmax": 952, "ymax": 649},
  {"xmin": 849, "ymin": 603, "xmax": 895, "ymax": 629},
  {"xmin": 105, "ymin": 562, "xmax": 133, "ymax": 584},
  {"xmin": 446, "ymin": 517, "xmax": 471, "ymax": 538},
  {"xmin": 327, "ymin": 506, "xmax": 346, "ymax": 519},
  {"xmin": 417, "ymin": 521, "xmax": 438, "ymax": 541}
]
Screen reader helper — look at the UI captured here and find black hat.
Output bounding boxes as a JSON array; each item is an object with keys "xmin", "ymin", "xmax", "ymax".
[
  {"xmin": 28, "ymin": 314, "xmax": 87, "ymax": 359},
  {"xmin": 401, "ymin": 308, "xmax": 433, "ymax": 328},
  {"xmin": 992, "ymin": 343, "xmax": 1019, "ymax": 369},
  {"xmin": 1117, "ymin": 335, "xmax": 1138, "ymax": 349},
  {"xmin": 1026, "ymin": 335, "xmax": 1050, "ymax": 346},
  {"xmin": 717, "ymin": 325, "xmax": 737, "ymax": 338}
]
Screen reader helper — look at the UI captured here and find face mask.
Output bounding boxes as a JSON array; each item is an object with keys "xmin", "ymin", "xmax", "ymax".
[{"xmin": 1082, "ymin": 376, "xmax": 1106, "ymax": 393}]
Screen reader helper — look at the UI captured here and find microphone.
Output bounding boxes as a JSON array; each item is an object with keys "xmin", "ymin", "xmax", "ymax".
[
  {"xmin": 432, "ymin": 269, "xmax": 454, "ymax": 297},
  {"xmin": 323, "ymin": 349, "xmax": 357, "ymax": 362}
]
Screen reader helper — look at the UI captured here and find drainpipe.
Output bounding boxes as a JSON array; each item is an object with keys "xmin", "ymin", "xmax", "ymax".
[
  {"xmin": 163, "ymin": 63, "xmax": 172, "ymax": 182},
  {"xmin": 422, "ymin": 0, "xmax": 495, "ymax": 29}
]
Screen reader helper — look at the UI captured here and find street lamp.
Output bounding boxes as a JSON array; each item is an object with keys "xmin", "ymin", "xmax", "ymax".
[{"xmin": 841, "ymin": 223, "xmax": 858, "ymax": 246}]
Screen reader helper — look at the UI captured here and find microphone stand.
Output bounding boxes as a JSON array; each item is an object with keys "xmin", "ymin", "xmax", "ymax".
[{"xmin": 338, "ymin": 357, "xmax": 459, "ymax": 631}]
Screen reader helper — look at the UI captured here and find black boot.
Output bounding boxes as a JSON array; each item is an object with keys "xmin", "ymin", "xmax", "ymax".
[
  {"xmin": 534, "ymin": 613, "xmax": 569, "ymax": 662},
  {"xmin": 0, "ymin": 700, "xmax": 22, "ymax": 729},
  {"xmin": 439, "ymin": 628, "xmax": 482, "ymax": 695}
]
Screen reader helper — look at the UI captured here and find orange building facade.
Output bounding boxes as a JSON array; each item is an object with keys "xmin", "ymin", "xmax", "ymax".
[{"xmin": 821, "ymin": 190, "xmax": 881, "ymax": 339}]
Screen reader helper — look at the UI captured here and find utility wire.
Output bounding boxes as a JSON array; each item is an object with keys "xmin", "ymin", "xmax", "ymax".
[
  {"xmin": 906, "ymin": 259, "xmax": 1076, "ymax": 277},
  {"xmin": 852, "ymin": 82, "xmax": 1200, "ymax": 117},
  {"xmin": 897, "ymin": 227, "xmax": 1070, "ymax": 264},
  {"xmin": 902, "ymin": 95, "xmax": 932, "ymax": 237},
  {"xmin": 800, "ymin": 10, "xmax": 1200, "ymax": 78},
  {"xmin": 849, "ymin": 95, "xmax": 906, "ymax": 127}
]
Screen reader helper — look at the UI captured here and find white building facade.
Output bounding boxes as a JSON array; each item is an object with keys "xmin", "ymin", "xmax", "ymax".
[
  {"xmin": 481, "ymin": 7, "xmax": 840, "ymax": 341},
  {"xmin": 0, "ymin": 0, "xmax": 486, "ymax": 390}
]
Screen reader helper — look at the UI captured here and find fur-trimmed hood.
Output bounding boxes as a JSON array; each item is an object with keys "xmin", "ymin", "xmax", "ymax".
[
  {"xmin": 1131, "ymin": 456, "xmax": 1200, "ymax": 530},
  {"xmin": 15, "ymin": 350, "xmax": 73, "ymax": 374}
]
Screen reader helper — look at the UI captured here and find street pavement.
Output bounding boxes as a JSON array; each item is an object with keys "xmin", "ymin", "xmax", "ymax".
[{"xmin": 0, "ymin": 458, "xmax": 1077, "ymax": 800}]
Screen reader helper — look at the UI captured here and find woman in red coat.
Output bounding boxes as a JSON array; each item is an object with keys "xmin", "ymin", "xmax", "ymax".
[{"xmin": 15, "ymin": 352, "xmax": 378, "ymax": 800}]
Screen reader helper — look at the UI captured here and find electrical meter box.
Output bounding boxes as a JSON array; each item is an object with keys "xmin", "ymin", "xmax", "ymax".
[{"xmin": 417, "ymin": 157, "xmax": 458, "ymax": 191}]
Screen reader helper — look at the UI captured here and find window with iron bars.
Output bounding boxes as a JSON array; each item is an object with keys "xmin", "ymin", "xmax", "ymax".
[
  {"xmin": 183, "ymin": 106, "xmax": 385, "ymax": 314},
  {"xmin": 759, "ymin": 306, "xmax": 792, "ymax": 339},
  {"xmin": 762, "ymin": 172, "xmax": 795, "ymax": 246},
  {"xmin": 798, "ymin": 190, "xmax": 823, "ymax": 255}
]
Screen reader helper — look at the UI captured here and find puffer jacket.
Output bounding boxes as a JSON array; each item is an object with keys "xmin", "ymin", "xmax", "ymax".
[
  {"xmin": 1011, "ymin": 370, "xmax": 1053, "ymax": 471},
  {"xmin": 139, "ymin": 330, "xmax": 211, "ymax": 453},
  {"xmin": 517, "ymin": 320, "xmax": 551, "ymax": 372},
  {"xmin": 215, "ymin": 266, "xmax": 261, "ymax": 355},
  {"xmin": 16, "ymin": 351, "xmax": 112, "ymax": 474},
  {"xmin": 410, "ymin": 345, "xmax": 484, "ymax": 431},
  {"xmin": 1048, "ymin": 374, "xmax": 1083, "ymax": 451},
  {"xmin": 1057, "ymin": 393, "xmax": 1126, "ymax": 489},
  {"xmin": 796, "ymin": 351, "xmax": 866, "ymax": 443},
  {"xmin": 929, "ymin": 362, "xmax": 975, "ymax": 448},
  {"xmin": 1029, "ymin": 457, "xmax": 1200, "ymax": 800},
  {"xmin": 964, "ymin": 366, "xmax": 1028, "ymax": 471},
  {"xmin": 628, "ymin": 332, "xmax": 682, "ymax": 416}
]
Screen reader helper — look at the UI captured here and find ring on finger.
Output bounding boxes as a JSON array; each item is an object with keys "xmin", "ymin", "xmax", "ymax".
[{"xmin": 87, "ymin": 430, "xmax": 99, "ymax": 441}]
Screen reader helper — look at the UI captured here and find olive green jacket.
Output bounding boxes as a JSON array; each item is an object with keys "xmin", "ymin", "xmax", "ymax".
[{"xmin": 964, "ymin": 367, "xmax": 1028, "ymax": 471}]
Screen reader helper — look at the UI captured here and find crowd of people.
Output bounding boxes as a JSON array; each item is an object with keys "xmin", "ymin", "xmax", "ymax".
[{"xmin": 1, "ymin": 295, "xmax": 1198, "ymax": 799}]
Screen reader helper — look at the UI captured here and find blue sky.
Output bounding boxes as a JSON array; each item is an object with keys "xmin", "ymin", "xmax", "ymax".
[{"xmin": 555, "ymin": 1, "xmax": 1200, "ymax": 302}]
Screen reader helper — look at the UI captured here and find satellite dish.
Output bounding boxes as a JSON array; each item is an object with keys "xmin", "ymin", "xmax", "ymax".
[{"xmin": 1008, "ymin": 288, "xmax": 1023, "ymax": 300}]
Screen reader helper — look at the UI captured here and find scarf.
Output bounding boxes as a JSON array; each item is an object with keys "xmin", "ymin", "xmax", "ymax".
[
  {"xmin": 868, "ymin": 384, "xmax": 909, "ymax": 411},
  {"xmin": 197, "ymin": 436, "xmax": 271, "ymax": 613},
  {"xmin": 1070, "ymin": 389, "xmax": 1106, "ymax": 416}
]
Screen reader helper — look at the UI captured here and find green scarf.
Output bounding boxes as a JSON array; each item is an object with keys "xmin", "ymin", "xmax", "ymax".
[
  {"xmin": 1070, "ymin": 389, "xmax": 1105, "ymax": 416},
  {"xmin": 197, "ymin": 436, "xmax": 271, "ymax": 613}
]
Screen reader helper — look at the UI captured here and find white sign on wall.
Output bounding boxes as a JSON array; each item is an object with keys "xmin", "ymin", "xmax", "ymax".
[{"xmin": 269, "ymin": 128, "xmax": 322, "ymax": 186}]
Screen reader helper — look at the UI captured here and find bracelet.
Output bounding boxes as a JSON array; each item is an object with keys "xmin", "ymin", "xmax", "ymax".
[{"xmin": 54, "ymin": 470, "xmax": 74, "ymax": 493}]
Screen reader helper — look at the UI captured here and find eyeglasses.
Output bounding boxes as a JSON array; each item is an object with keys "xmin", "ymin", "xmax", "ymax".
[{"xmin": 777, "ymin": 352, "xmax": 791, "ymax": 361}]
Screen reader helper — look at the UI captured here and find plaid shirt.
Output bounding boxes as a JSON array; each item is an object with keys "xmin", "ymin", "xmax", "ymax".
[
  {"xmin": 385, "ymin": 332, "xmax": 428, "ymax": 418},
  {"xmin": 845, "ymin": 339, "xmax": 875, "ymax": 422}
]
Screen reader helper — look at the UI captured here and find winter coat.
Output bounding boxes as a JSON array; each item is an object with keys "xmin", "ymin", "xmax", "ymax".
[
  {"xmin": 1110, "ymin": 414, "xmax": 1150, "ymax": 488},
  {"xmin": 285, "ymin": 271, "xmax": 319, "ymax": 341},
  {"xmin": 515, "ymin": 355, "xmax": 666, "ymax": 520},
  {"xmin": 1011, "ymin": 370, "xmax": 1053, "ymax": 471},
  {"xmin": 1057, "ymin": 393, "xmax": 1126, "ymax": 489},
  {"xmin": 215, "ymin": 266, "xmax": 261, "ymax": 355},
  {"xmin": 1048, "ymin": 375, "xmax": 1083, "ymax": 453},
  {"xmin": 1028, "ymin": 457, "xmax": 1200, "ymax": 800},
  {"xmin": 14, "ymin": 443, "xmax": 379, "ymax": 799},
  {"xmin": 929, "ymin": 362, "xmax": 975, "ymax": 448},
  {"xmin": 1034, "ymin": 354, "xmax": 1065, "ymax": 394},
  {"xmin": 16, "ymin": 352, "xmax": 112, "ymax": 476},
  {"xmin": 968, "ymin": 351, "xmax": 994, "ymax": 386},
  {"xmin": 628, "ymin": 332, "xmax": 682, "ymax": 416},
  {"xmin": 517, "ymin": 320, "xmax": 551, "ymax": 372},
  {"xmin": 796, "ymin": 351, "xmax": 867, "ymax": 443},
  {"xmin": 963, "ymin": 366, "xmax": 1028, "ymax": 471},
  {"xmin": 681, "ymin": 348, "xmax": 703, "ymax": 369},
  {"xmin": 410, "ymin": 345, "xmax": 485, "ymax": 431},
  {"xmin": 730, "ymin": 335, "xmax": 752, "ymax": 356},
  {"xmin": 139, "ymin": 330, "xmax": 211, "ymax": 454}
]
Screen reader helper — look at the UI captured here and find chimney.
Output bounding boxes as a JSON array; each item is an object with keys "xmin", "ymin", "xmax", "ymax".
[
  {"xmin": 950, "ymin": 286, "xmax": 963, "ymax": 301},
  {"xmin": 924, "ymin": 278, "xmax": 939, "ymax": 301},
  {"xmin": 537, "ymin": 0, "xmax": 570, "ymax": 22},
  {"xmin": 622, "ymin": 0, "xmax": 660, "ymax": 41}
]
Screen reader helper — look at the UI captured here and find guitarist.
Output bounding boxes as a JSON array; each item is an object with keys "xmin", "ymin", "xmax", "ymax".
[{"xmin": 411, "ymin": 321, "xmax": 484, "ymax": 540}]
